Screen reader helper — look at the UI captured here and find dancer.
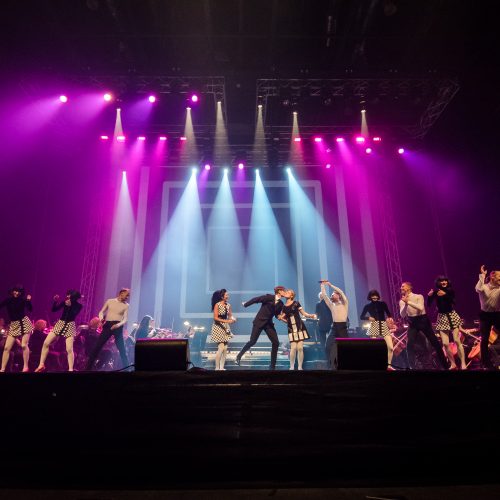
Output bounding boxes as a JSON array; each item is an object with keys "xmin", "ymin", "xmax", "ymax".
[
  {"xmin": 320, "ymin": 280, "xmax": 349, "ymax": 369},
  {"xmin": 0, "ymin": 285, "xmax": 33, "ymax": 372},
  {"xmin": 35, "ymin": 290, "xmax": 83, "ymax": 372},
  {"xmin": 210, "ymin": 289, "xmax": 236, "ymax": 370},
  {"xmin": 427, "ymin": 276, "xmax": 466, "ymax": 370},
  {"xmin": 315, "ymin": 292, "xmax": 332, "ymax": 350},
  {"xmin": 400, "ymin": 282, "xmax": 448, "ymax": 370},
  {"xmin": 235, "ymin": 286, "xmax": 287, "ymax": 369},
  {"xmin": 360, "ymin": 289, "xmax": 395, "ymax": 370},
  {"xmin": 475, "ymin": 265, "xmax": 500, "ymax": 369},
  {"xmin": 278, "ymin": 290, "xmax": 316, "ymax": 370},
  {"xmin": 85, "ymin": 288, "xmax": 130, "ymax": 371}
]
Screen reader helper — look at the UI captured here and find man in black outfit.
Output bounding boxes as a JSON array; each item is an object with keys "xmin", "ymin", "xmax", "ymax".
[
  {"xmin": 235, "ymin": 286, "xmax": 287, "ymax": 370},
  {"xmin": 315, "ymin": 292, "xmax": 332, "ymax": 350}
]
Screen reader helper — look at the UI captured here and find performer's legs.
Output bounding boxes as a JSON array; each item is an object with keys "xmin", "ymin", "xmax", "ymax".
[
  {"xmin": 325, "ymin": 331, "xmax": 336, "ymax": 369},
  {"xmin": 318, "ymin": 328, "xmax": 328, "ymax": 350},
  {"xmin": 236, "ymin": 324, "xmax": 262, "ymax": 362},
  {"xmin": 383, "ymin": 334, "xmax": 394, "ymax": 366},
  {"xmin": 112, "ymin": 328, "xmax": 129, "ymax": 369},
  {"xmin": 21, "ymin": 334, "xmax": 31, "ymax": 372},
  {"xmin": 215, "ymin": 342, "xmax": 224, "ymax": 370},
  {"xmin": 334, "ymin": 322, "xmax": 348, "ymax": 338},
  {"xmin": 420, "ymin": 318, "xmax": 448, "ymax": 369},
  {"xmin": 479, "ymin": 312, "xmax": 496, "ymax": 369},
  {"xmin": 439, "ymin": 331, "xmax": 456, "ymax": 369},
  {"xmin": 86, "ymin": 326, "xmax": 113, "ymax": 370},
  {"xmin": 296, "ymin": 341, "xmax": 304, "ymax": 370},
  {"xmin": 65, "ymin": 336, "xmax": 75, "ymax": 371},
  {"xmin": 264, "ymin": 325, "xmax": 280, "ymax": 370},
  {"xmin": 37, "ymin": 331, "xmax": 57, "ymax": 370},
  {"xmin": 0, "ymin": 336, "xmax": 16, "ymax": 372},
  {"xmin": 289, "ymin": 342, "xmax": 297, "ymax": 370},
  {"xmin": 451, "ymin": 328, "xmax": 466, "ymax": 370},
  {"xmin": 406, "ymin": 326, "xmax": 418, "ymax": 369},
  {"xmin": 220, "ymin": 343, "xmax": 228, "ymax": 370}
]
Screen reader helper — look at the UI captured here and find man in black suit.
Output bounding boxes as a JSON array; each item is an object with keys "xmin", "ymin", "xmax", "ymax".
[
  {"xmin": 315, "ymin": 292, "xmax": 332, "ymax": 351},
  {"xmin": 235, "ymin": 286, "xmax": 287, "ymax": 370}
]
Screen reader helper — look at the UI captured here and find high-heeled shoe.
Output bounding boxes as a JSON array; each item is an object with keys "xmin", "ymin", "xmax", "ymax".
[{"xmin": 34, "ymin": 365, "xmax": 46, "ymax": 373}]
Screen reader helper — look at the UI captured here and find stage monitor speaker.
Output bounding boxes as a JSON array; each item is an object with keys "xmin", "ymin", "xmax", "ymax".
[
  {"xmin": 333, "ymin": 338, "xmax": 387, "ymax": 370},
  {"xmin": 135, "ymin": 339, "xmax": 190, "ymax": 371}
]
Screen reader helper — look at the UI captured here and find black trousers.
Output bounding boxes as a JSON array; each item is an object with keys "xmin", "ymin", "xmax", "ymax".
[
  {"xmin": 237, "ymin": 322, "xmax": 279, "ymax": 369},
  {"xmin": 479, "ymin": 311, "xmax": 500, "ymax": 369},
  {"xmin": 325, "ymin": 322, "xmax": 348, "ymax": 369},
  {"xmin": 316, "ymin": 327, "xmax": 330, "ymax": 350},
  {"xmin": 407, "ymin": 315, "xmax": 448, "ymax": 370},
  {"xmin": 86, "ymin": 321, "xmax": 128, "ymax": 370}
]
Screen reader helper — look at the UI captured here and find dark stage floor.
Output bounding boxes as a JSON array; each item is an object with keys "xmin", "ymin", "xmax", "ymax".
[{"xmin": 1, "ymin": 370, "xmax": 499, "ymax": 492}]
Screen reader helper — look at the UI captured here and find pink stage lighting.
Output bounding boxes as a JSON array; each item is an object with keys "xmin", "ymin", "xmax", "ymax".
[
  {"xmin": 191, "ymin": 94, "xmax": 199, "ymax": 103},
  {"xmin": 238, "ymin": 162, "xmax": 244, "ymax": 170},
  {"xmin": 294, "ymin": 137, "xmax": 301, "ymax": 142},
  {"xmin": 100, "ymin": 135, "xmax": 109, "ymax": 140},
  {"xmin": 335, "ymin": 137, "xmax": 344, "ymax": 143},
  {"xmin": 204, "ymin": 164, "xmax": 211, "ymax": 171},
  {"xmin": 373, "ymin": 136, "xmax": 382, "ymax": 142},
  {"xmin": 180, "ymin": 136, "xmax": 187, "ymax": 141},
  {"xmin": 398, "ymin": 148, "xmax": 405, "ymax": 154},
  {"xmin": 103, "ymin": 93, "xmax": 112, "ymax": 102},
  {"xmin": 314, "ymin": 137, "xmax": 322, "ymax": 143},
  {"xmin": 159, "ymin": 136, "xmax": 167, "ymax": 141},
  {"xmin": 116, "ymin": 135, "xmax": 125, "ymax": 142},
  {"xmin": 148, "ymin": 95, "xmax": 156, "ymax": 103},
  {"xmin": 325, "ymin": 163, "xmax": 332, "ymax": 169},
  {"xmin": 137, "ymin": 136, "xmax": 146, "ymax": 141},
  {"xmin": 355, "ymin": 136, "xmax": 365, "ymax": 144},
  {"xmin": 59, "ymin": 95, "xmax": 68, "ymax": 103},
  {"xmin": 365, "ymin": 147, "xmax": 372, "ymax": 154}
]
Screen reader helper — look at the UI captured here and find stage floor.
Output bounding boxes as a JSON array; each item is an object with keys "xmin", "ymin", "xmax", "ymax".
[{"xmin": 1, "ymin": 370, "xmax": 499, "ymax": 490}]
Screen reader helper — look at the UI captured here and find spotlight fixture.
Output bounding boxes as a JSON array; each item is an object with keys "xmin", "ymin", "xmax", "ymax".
[
  {"xmin": 59, "ymin": 95, "xmax": 68, "ymax": 103},
  {"xmin": 148, "ymin": 95, "xmax": 156, "ymax": 103},
  {"xmin": 361, "ymin": 109, "xmax": 366, "ymax": 113},
  {"xmin": 100, "ymin": 135, "xmax": 109, "ymax": 140},
  {"xmin": 314, "ymin": 137, "xmax": 322, "ymax": 143},
  {"xmin": 190, "ymin": 94, "xmax": 199, "ymax": 103},
  {"xmin": 238, "ymin": 162, "xmax": 244, "ymax": 170},
  {"xmin": 192, "ymin": 167, "xmax": 198, "ymax": 174},
  {"xmin": 159, "ymin": 136, "xmax": 167, "ymax": 141},
  {"xmin": 137, "ymin": 136, "xmax": 146, "ymax": 141},
  {"xmin": 294, "ymin": 137, "xmax": 301, "ymax": 142},
  {"xmin": 335, "ymin": 137, "xmax": 344, "ymax": 143},
  {"xmin": 204, "ymin": 163, "xmax": 211, "ymax": 170},
  {"xmin": 223, "ymin": 168, "xmax": 229, "ymax": 174},
  {"xmin": 398, "ymin": 148, "xmax": 405, "ymax": 154},
  {"xmin": 325, "ymin": 163, "xmax": 332, "ymax": 169},
  {"xmin": 180, "ymin": 136, "xmax": 187, "ymax": 141},
  {"xmin": 116, "ymin": 135, "xmax": 125, "ymax": 142},
  {"xmin": 103, "ymin": 93, "xmax": 112, "ymax": 102},
  {"xmin": 365, "ymin": 147, "xmax": 372, "ymax": 154},
  {"xmin": 286, "ymin": 167, "xmax": 291, "ymax": 173},
  {"xmin": 355, "ymin": 136, "xmax": 365, "ymax": 144},
  {"xmin": 373, "ymin": 137, "xmax": 382, "ymax": 142}
]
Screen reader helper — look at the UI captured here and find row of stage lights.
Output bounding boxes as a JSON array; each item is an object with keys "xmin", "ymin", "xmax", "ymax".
[{"xmin": 58, "ymin": 93, "xmax": 200, "ymax": 104}]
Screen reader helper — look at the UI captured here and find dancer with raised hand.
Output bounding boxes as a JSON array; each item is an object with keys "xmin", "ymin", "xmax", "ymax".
[
  {"xmin": 210, "ymin": 289, "xmax": 236, "ymax": 371},
  {"xmin": 279, "ymin": 289, "xmax": 316, "ymax": 370},
  {"xmin": 235, "ymin": 286, "xmax": 287, "ymax": 370},
  {"xmin": 475, "ymin": 265, "xmax": 500, "ymax": 370},
  {"xmin": 360, "ymin": 289, "xmax": 395, "ymax": 370},
  {"xmin": 427, "ymin": 276, "xmax": 466, "ymax": 370},
  {"xmin": 0, "ymin": 285, "xmax": 33, "ymax": 372},
  {"xmin": 35, "ymin": 290, "xmax": 83, "ymax": 372}
]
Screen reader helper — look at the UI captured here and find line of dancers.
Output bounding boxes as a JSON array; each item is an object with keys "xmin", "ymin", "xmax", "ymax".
[{"xmin": 0, "ymin": 265, "xmax": 498, "ymax": 372}]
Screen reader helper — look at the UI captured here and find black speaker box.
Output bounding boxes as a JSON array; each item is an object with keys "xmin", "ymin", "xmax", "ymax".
[
  {"xmin": 333, "ymin": 338, "xmax": 387, "ymax": 370},
  {"xmin": 135, "ymin": 339, "xmax": 189, "ymax": 371}
]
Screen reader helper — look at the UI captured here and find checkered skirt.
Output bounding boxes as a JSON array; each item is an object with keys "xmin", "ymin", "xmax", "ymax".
[
  {"xmin": 210, "ymin": 303, "xmax": 233, "ymax": 343},
  {"xmin": 435, "ymin": 310, "xmax": 462, "ymax": 331},
  {"xmin": 8, "ymin": 316, "xmax": 33, "ymax": 337},
  {"xmin": 367, "ymin": 320, "xmax": 391, "ymax": 338},
  {"xmin": 53, "ymin": 320, "xmax": 77, "ymax": 338}
]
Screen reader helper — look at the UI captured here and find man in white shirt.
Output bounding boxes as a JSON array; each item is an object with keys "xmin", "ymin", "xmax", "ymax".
[
  {"xmin": 475, "ymin": 265, "xmax": 500, "ymax": 369},
  {"xmin": 86, "ymin": 288, "xmax": 130, "ymax": 371},
  {"xmin": 399, "ymin": 282, "xmax": 448, "ymax": 370}
]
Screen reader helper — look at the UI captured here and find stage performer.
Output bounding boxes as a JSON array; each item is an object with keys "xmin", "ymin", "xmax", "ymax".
[
  {"xmin": 315, "ymin": 292, "xmax": 332, "ymax": 350},
  {"xmin": 475, "ymin": 265, "xmax": 500, "ymax": 370},
  {"xmin": 320, "ymin": 280, "xmax": 349, "ymax": 369},
  {"xmin": 427, "ymin": 276, "xmax": 466, "ymax": 370},
  {"xmin": 235, "ymin": 286, "xmax": 287, "ymax": 369},
  {"xmin": 35, "ymin": 290, "xmax": 83, "ymax": 372},
  {"xmin": 0, "ymin": 285, "xmax": 33, "ymax": 373},
  {"xmin": 210, "ymin": 289, "xmax": 236, "ymax": 371},
  {"xmin": 400, "ymin": 282, "xmax": 448, "ymax": 370},
  {"xmin": 360, "ymin": 289, "xmax": 395, "ymax": 370},
  {"xmin": 85, "ymin": 288, "xmax": 130, "ymax": 371},
  {"xmin": 278, "ymin": 290, "xmax": 316, "ymax": 370}
]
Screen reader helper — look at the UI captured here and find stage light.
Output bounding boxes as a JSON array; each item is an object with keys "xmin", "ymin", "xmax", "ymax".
[
  {"xmin": 148, "ymin": 95, "xmax": 156, "ymax": 103},
  {"xmin": 255, "ymin": 168, "xmax": 260, "ymax": 175},
  {"xmin": 100, "ymin": 135, "xmax": 109, "ymax": 140},
  {"xmin": 361, "ymin": 109, "xmax": 366, "ymax": 113},
  {"xmin": 204, "ymin": 163, "xmax": 211, "ymax": 171},
  {"xmin": 192, "ymin": 167, "xmax": 198, "ymax": 174},
  {"xmin": 365, "ymin": 147, "xmax": 372, "ymax": 154},
  {"xmin": 116, "ymin": 135, "xmax": 125, "ymax": 142},
  {"xmin": 238, "ymin": 162, "xmax": 245, "ymax": 170},
  {"xmin": 286, "ymin": 167, "xmax": 291, "ymax": 173},
  {"xmin": 223, "ymin": 168, "xmax": 229, "ymax": 174},
  {"xmin": 258, "ymin": 104, "xmax": 262, "ymax": 108},
  {"xmin": 103, "ymin": 93, "xmax": 112, "ymax": 102},
  {"xmin": 355, "ymin": 136, "xmax": 365, "ymax": 144},
  {"xmin": 293, "ymin": 111, "xmax": 298, "ymax": 115},
  {"xmin": 180, "ymin": 136, "xmax": 187, "ymax": 141},
  {"xmin": 373, "ymin": 137, "xmax": 382, "ymax": 142},
  {"xmin": 335, "ymin": 137, "xmax": 344, "ymax": 143},
  {"xmin": 325, "ymin": 163, "xmax": 332, "ymax": 169},
  {"xmin": 59, "ymin": 95, "xmax": 68, "ymax": 103},
  {"xmin": 122, "ymin": 170, "xmax": 127, "ymax": 178},
  {"xmin": 159, "ymin": 136, "xmax": 167, "ymax": 141},
  {"xmin": 398, "ymin": 148, "xmax": 405, "ymax": 154},
  {"xmin": 191, "ymin": 94, "xmax": 199, "ymax": 103},
  {"xmin": 314, "ymin": 137, "xmax": 322, "ymax": 143},
  {"xmin": 294, "ymin": 137, "xmax": 301, "ymax": 142},
  {"xmin": 137, "ymin": 136, "xmax": 146, "ymax": 141}
]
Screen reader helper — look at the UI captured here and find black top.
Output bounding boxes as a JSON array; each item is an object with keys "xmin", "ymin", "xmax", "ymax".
[
  {"xmin": 52, "ymin": 300, "xmax": 82, "ymax": 322},
  {"xmin": 0, "ymin": 296, "xmax": 33, "ymax": 322},
  {"xmin": 243, "ymin": 294, "xmax": 284, "ymax": 325},
  {"xmin": 282, "ymin": 301, "xmax": 308, "ymax": 333},
  {"xmin": 360, "ymin": 301, "xmax": 392, "ymax": 321},
  {"xmin": 427, "ymin": 288, "xmax": 455, "ymax": 313},
  {"xmin": 315, "ymin": 300, "xmax": 332, "ymax": 330}
]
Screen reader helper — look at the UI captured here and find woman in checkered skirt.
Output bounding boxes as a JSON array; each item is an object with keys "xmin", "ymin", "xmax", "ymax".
[
  {"xmin": 210, "ymin": 289, "xmax": 236, "ymax": 370},
  {"xmin": 427, "ymin": 276, "xmax": 466, "ymax": 370},
  {"xmin": 0, "ymin": 285, "xmax": 33, "ymax": 372},
  {"xmin": 35, "ymin": 290, "xmax": 83, "ymax": 372},
  {"xmin": 278, "ymin": 289, "xmax": 317, "ymax": 370},
  {"xmin": 360, "ymin": 290, "xmax": 396, "ymax": 370}
]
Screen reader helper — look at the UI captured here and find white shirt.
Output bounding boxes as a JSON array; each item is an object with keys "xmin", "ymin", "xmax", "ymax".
[
  {"xmin": 399, "ymin": 292, "xmax": 425, "ymax": 318},
  {"xmin": 99, "ymin": 298, "xmax": 129, "ymax": 327},
  {"xmin": 476, "ymin": 275, "xmax": 500, "ymax": 312},
  {"xmin": 320, "ymin": 283, "xmax": 349, "ymax": 323}
]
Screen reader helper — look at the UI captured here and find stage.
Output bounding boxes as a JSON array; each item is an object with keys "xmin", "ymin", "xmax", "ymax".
[{"xmin": 2, "ymin": 370, "xmax": 499, "ymax": 491}]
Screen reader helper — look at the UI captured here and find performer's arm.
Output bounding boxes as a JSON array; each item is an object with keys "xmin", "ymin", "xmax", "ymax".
[
  {"xmin": 243, "ymin": 296, "xmax": 265, "ymax": 308},
  {"xmin": 360, "ymin": 304, "xmax": 370, "ymax": 320},
  {"xmin": 399, "ymin": 299, "xmax": 407, "ymax": 318},
  {"xmin": 332, "ymin": 285, "xmax": 348, "ymax": 308},
  {"xmin": 214, "ymin": 302, "xmax": 233, "ymax": 323},
  {"xmin": 476, "ymin": 265, "xmax": 489, "ymax": 295},
  {"xmin": 98, "ymin": 300, "xmax": 109, "ymax": 321},
  {"xmin": 383, "ymin": 302, "xmax": 392, "ymax": 319},
  {"xmin": 426, "ymin": 291, "xmax": 435, "ymax": 307},
  {"xmin": 51, "ymin": 297, "xmax": 64, "ymax": 312},
  {"xmin": 407, "ymin": 295, "xmax": 424, "ymax": 314},
  {"xmin": 320, "ymin": 283, "xmax": 332, "ymax": 307},
  {"xmin": 114, "ymin": 305, "xmax": 128, "ymax": 328},
  {"xmin": 298, "ymin": 306, "xmax": 316, "ymax": 319}
]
